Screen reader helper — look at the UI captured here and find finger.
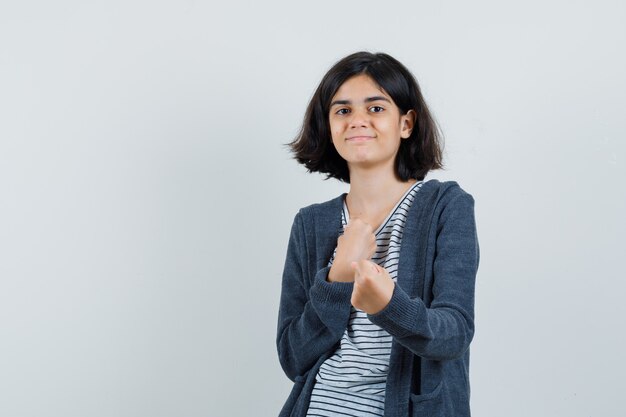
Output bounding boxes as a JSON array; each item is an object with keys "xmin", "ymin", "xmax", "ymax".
[
  {"xmin": 374, "ymin": 264, "xmax": 393, "ymax": 282},
  {"xmin": 358, "ymin": 259, "xmax": 380, "ymax": 274}
]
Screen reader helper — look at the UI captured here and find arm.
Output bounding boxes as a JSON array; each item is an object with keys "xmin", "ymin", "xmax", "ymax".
[
  {"xmin": 368, "ymin": 192, "xmax": 479, "ymax": 361},
  {"xmin": 276, "ymin": 211, "xmax": 354, "ymax": 381}
]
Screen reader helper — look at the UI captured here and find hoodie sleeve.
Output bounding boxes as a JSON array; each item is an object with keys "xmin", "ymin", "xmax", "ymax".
[
  {"xmin": 276, "ymin": 211, "xmax": 354, "ymax": 381},
  {"xmin": 367, "ymin": 191, "xmax": 479, "ymax": 361}
]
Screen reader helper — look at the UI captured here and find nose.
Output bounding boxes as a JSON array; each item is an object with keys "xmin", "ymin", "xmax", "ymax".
[{"xmin": 348, "ymin": 108, "xmax": 369, "ymax": 129}]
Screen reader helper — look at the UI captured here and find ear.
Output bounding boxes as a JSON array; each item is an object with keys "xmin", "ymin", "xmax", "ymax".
[{"xmin": 400, "ymin": 110, "xmax": 416, "ymax": 139}]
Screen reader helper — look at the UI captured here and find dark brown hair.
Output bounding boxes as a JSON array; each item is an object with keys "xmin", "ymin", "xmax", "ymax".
[{"xmin": 288, "ymin": 51, "xmax": 443, "ymax": 183}]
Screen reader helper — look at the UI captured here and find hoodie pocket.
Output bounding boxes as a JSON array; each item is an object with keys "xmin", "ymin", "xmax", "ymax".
[{"xmin": 409, "ymin": 380, "xmax": 443, "ymax": 416}]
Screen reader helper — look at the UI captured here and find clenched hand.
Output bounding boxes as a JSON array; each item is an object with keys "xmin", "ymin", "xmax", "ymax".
[
  {"xmin": 327, "ymin": 218, "xmax": 376, "ymax": 283},
  {"xmin": 350, "ymin": 259, "xmax": 395, "ymax": 315}
]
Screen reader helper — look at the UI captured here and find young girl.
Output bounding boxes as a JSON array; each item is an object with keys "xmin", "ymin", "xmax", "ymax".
[{"xmin": 276, "ymin": 52, "xmax": 479, "ymax": 417}]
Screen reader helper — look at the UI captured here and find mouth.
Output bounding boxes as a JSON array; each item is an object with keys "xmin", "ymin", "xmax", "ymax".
[{"xmin": 346, "ymin": 136, "xmax": 375, "ymax": 142}]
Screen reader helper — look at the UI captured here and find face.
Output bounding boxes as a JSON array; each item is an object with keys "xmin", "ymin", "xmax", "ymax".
[{"xmin": 328, "ymin": 74, "xmax": 415, "ymax": 174}]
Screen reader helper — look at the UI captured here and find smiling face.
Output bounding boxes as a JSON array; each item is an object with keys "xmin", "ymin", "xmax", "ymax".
[{"xmin": 329, "ymin": 74, "xmax": 415, "ymax": 175}]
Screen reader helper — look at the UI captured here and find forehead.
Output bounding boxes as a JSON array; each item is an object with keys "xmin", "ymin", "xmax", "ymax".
[{"xmin": 332, "ymin": 74, "xmax": 389, "ymax": 100}]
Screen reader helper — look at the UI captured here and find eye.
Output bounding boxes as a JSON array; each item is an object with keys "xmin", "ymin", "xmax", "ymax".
[
  {"xmin": 369, "ymin": 106, "xmax": 385, "ymax": 113},
  {"xmin": 335, "ymin": 108, "xmax": 350, "ymax": 115}
]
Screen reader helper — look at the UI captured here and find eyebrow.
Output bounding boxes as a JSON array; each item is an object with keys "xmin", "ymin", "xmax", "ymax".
[{"xmin": 330, "ymin": 96, "xmax": 391, "ymax": 107}]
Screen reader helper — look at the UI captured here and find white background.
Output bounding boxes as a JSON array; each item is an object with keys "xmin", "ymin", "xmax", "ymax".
[{"xmin": 1, "ymin": 1, "xmax": 625, "ymax": 416}]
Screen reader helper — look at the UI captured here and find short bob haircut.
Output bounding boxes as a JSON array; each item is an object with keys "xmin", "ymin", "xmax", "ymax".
[{"xmin": 289, "ymin": 51, "xmax": 443, "ymax": 183}]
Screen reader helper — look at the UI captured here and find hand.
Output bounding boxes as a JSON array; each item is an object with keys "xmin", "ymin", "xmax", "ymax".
[
  {"xmin": 327, "ymin": 218, "xmax": 376, "ymax": 283},
  {"xmin": 350, "ymin": 260, "xmax": 395, "ymax": 315}
]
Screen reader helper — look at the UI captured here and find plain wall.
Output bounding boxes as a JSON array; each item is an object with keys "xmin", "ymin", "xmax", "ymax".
[{"xmin": 1, "ymin": 1, "xmax": 624, "ymax": 416}]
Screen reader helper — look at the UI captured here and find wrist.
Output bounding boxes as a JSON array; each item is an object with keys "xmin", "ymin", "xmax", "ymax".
[
  {"xmin": 327, "ymin": 268, "xmax": 341, "ymax": 282},
  {"xmin": 328, "ymin": 264, "xmax": 350, "ymax": 283}
]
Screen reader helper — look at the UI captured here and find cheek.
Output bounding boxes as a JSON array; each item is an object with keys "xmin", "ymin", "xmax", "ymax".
[
  {"xmin": 377, "ymin": 118, "xmax": 397, "ymax": 131},
  {"xmin": 377, "ymin": 120, "xmax": 402, "ymax": 140},
  {"xmin": 329, "ymin": 121, "xmax": 343, "ymax": 143}
]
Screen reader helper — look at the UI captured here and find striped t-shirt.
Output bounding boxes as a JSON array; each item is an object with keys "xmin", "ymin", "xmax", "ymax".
[{"xmin": 305, "ymin": 181, "xmax": 423, "ymax": 417}]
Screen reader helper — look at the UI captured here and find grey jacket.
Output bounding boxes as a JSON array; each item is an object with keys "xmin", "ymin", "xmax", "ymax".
[{"xmin": 276, "ymin": 180, "xmax": 480, "ymax": 416}]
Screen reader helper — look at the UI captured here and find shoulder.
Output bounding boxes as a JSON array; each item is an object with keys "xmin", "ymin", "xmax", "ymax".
[
  {"xmin": 415, "ymin": 179, "xmax": 476, "ymax": 228},
  {"xmin": 419, "ymin": 180, "xmax": 478, "ymax": 245},
  {"xmin": 422, "ymin": 179, "xmax": 473, "ymax": 198},
  {"xmin": 421, "ymin": 179, "xmax": 475, "ymax": 207},
  {"xmin": 287, "ymin": 194, "xmax": 344, "ymax": 260},
  {"xmin": 295, "ymin": 194, "xmax": 345, "ymax": 225}
]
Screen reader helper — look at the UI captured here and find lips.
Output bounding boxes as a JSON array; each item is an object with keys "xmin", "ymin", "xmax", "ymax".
[{"xmin": 346, "ymin": 136, "xmax": 375, "ymax": 142}]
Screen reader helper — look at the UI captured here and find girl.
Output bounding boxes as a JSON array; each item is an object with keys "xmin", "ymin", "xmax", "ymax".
[{"xmin": 276, "ymin": 52, "xmax": 479, "ymax": 417}]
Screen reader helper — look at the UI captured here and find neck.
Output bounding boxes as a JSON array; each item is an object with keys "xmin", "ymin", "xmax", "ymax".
[{"xmin": 346, "ymin": 164, "xmax": 416, "ymax": 216}]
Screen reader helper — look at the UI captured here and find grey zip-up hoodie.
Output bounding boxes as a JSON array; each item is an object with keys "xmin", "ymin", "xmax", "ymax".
[{"xmin": 277, "ymin": 180, "xmax": 479, "ymax": 416}]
